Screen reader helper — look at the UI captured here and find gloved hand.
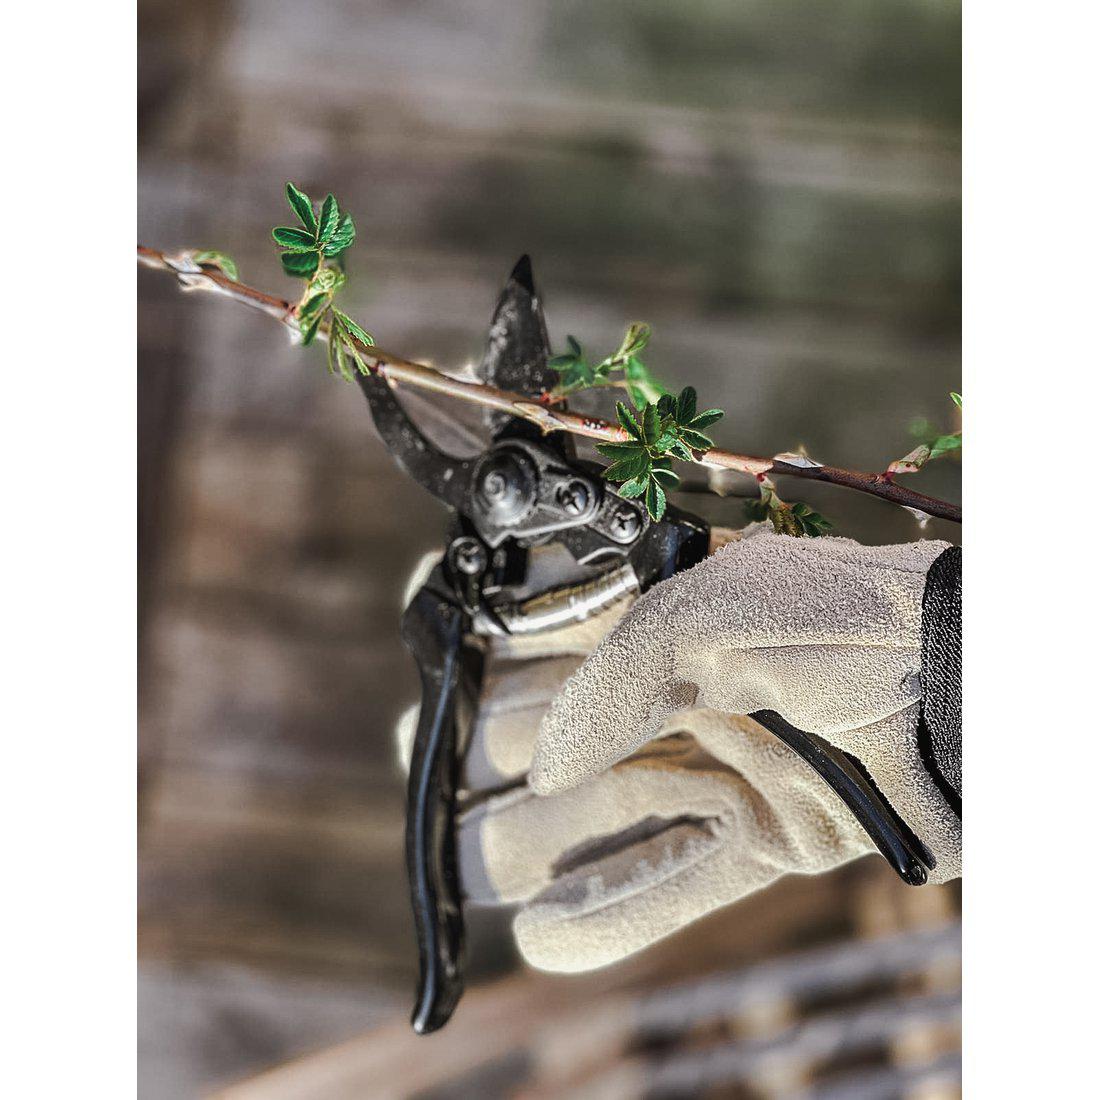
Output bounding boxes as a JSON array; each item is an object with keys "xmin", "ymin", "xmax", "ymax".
[
  {"xmin": 529, "ymin": 524, "xmax": 962, "ymax": 883},
  {"xmin": 398, "ymin": 526, "xmax": 961, "ymax": 975},
  {"xmin": 460, "ymin": 699, "xmax": 876, "ymax": 973}
]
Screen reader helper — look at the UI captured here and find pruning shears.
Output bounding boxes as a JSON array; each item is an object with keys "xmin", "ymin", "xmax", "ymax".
[{"xmin": 355, "ymin": 256, "xmax": 934, "ymax": 1035}]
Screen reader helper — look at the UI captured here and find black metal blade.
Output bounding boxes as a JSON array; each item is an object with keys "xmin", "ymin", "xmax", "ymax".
[
  {"xmin": 356, "ymin": 371, "xmax": 476, "ymax": 513},
  {"xmin": 478, "ymin": 255, "xmax": 562, "ymax": 446}
]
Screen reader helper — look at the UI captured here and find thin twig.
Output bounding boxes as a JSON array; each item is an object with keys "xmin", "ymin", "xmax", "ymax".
[{"xmin": 137, "ymin": 245, "xmax": 961, "ymax": 523}]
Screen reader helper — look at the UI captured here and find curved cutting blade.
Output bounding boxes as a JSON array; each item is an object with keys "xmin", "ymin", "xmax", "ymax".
[
  {"xmin": 478, "ymin": 256, "xmax": 562, "ymax": 445},
  {"xmin": 356, "ymin": 371, "xmax": 476, "ymax": 513}
]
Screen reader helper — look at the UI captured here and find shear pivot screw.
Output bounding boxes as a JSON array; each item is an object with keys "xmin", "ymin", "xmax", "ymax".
[
  {"xmin": 609, "ymin": 505, "xmax": 642, "ymax": 543},
  {"xmin": 451, "ymin": 537, "xmax": 488, "ymax": 575},
  {"xmin": 556, "ymin": 480, "xmax": 591, "ymax": 516}
]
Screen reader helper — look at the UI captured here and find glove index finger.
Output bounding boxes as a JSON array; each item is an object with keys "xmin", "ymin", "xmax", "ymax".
[{"xmin": 528, "ymin": 609, "xmax": 693, "ymax": 794}]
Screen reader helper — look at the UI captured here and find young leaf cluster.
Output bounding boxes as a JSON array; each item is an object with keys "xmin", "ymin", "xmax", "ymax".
[
  {"xmin": 273, "ymin": 182, "xmax": 375, "ymax": 379},
  {"xmin": 549, "ymin": 323, "xmax": 667, "ymax": 407},
  {"xmin": 274, "ymin": 182, "xmax": 356, "ymax": 279},
  {"xmin": 596, "ymin": 387, "xmax": 723, "ymax": 521},
  {"xmin": 326, "ymin": 308, "xmax": 375, "ymax": 382},
  {"xmin": 887, "ymin": 392, "xmax": 962, "ymax": 478},
  {"xmin": 745, "ymin": 477, "xmax": 832, "ymax": 538}
]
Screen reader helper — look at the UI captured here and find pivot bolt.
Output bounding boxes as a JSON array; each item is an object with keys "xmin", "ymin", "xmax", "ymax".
[
  {"xmin": 481, "ymin": 470, "xmax": 509, "ymax": 502},
  {"xmin": 556, "ymin": 479, "xmax": 591, "ymax": 517},
  {"xmin": 451, "ymin": 537, "xmax": 488, "ymax": 576},
  {"xmin": 608, "ymin": 505, "xmax": 642, "ymax": 544},
  {"xmin": 474, "ymin": 450, "xmax": 536, "ymax": 526}
]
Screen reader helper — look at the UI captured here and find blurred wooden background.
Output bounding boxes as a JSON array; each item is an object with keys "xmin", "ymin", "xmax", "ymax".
[{"xmin": 138, "ymin": 1, "xmax": 960, "ymax": 1095}]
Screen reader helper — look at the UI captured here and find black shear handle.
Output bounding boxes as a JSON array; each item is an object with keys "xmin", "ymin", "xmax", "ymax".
[
  {"xmin": 750, "ymin": 710, "xmax": 936, "ymax": 886},
  {"xmin": 401, "ymin": 585, "xmax": 466, "ymax": 1034}
]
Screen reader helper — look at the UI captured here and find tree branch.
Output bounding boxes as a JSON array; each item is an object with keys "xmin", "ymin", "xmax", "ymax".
[{"xmin": 137, "ymin": 245, "xmax": 961, "ymax": 524}]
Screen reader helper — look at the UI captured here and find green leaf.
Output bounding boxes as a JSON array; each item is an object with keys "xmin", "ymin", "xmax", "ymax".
[
  {"xmin": 689, "ymin": 410, "xmax": 724, "ymax": 430},
  {"xmin": 679, "ymin": 428, "xmax": 715, "ymax": 452},
  {"xmin": 929, "ymin": 433, "xmax": 961, "ymax": 459},
  {"xmin": 596, "ymin": 441, "xmax": 647, "ymax": 461},
  {"xmin": 617, "ymin": 477, "xmax": 648, "ymax": 499},
  {"xmin": 281, "ymin": 250, "xmax": 321, "ymax": 277},
  {"xmin": 318, "ymin": 194, "xmax": 340, "ymax": 243},
  {"xmin": 299, "ymin": 291, "xmax": 330, "ymax": 323},
  {"xmin": 645, "ymin": 478, "xmax": 667, "ymax": 521},
  {"xmin": 343, "ymin": 340, "xmax": 369, "ymax": 377},
  {"xmin": 326, "ymin": 321, "xmax": 356, "ymax": 383},
  {"xmin": 333, "ymin": 330, "xmax": 361, "ymax": 383},
  {"xmin": 604, "ymin": 451, "xmax": 652, "ymax": 482},
  {"xmin": 192, "ymin": 250, "xmax": 239, "ymax": 281},
  {"xmin": 309, "ymin": 265, "xmax": 346, "ymax": 294},
  {"xmin": 569, "ymin": 361, "xmax": 596, "ymax": 387},
  {"xmin": 641, "ymin": 402, "xmax": 659, "ymax": 445},
  {"xmin": 273, "ymin": 226, "xmax": 319, "ymax": 251},
  {"xmin": 623, "ymin": 357, "xmax": 667, "ymax": 407},
  {"xmin": 335, "ymin": 339, "xmax": 356, "ymax": 382},
  {"xmin": 616, "ymin": 321, "xmax": 651, "ymax": 360},
  {"xmin": 333, "ymin": 309, "xmax": 374, "ymax": 346},
  {"xmin": 794, "ymin": 506, "xmax": 833, "ymax": 537},
  {"xmin": 299, "ymin": 310, "xmax": 324, "ymax": 346},
  {"xmin": 550, "ymin": 336, "xmax": 596, "ymax": 392},
  {"xmin": 755, "ymin": 494, "xmax": 834, "ymax": 538},
  {"xmin": 281, "ymin": 249, "xmax": 321, "ymax": 277},
  {"xmin": 325, "ymin": 212, "xmax": 356, "ymax": 256},
  {"xmin": 616, "ymin": 401, "xmax": 642, "ymax": 441},
  {"xmin": 336, "ymin": 325, "xmax": 371, "ymax": 376},
  {"xmin": 950, "ymin": 391, "xmax": 962, "ymax": 408},
  {"xmin": 326, "ymin": 324, "xmax": 339, "ymax": 375},
  {"xmin": 650, "ymin": 466, "xmax": 681, "ymax": 490},
  {"xmin": 667, "ymin": 440, "xmax": 694, "ymax": 462},
  {"xmin": 285, "ymin": 182, "xmax": 318, "ymax": 234},
  {"xmin": 654, "ymin": 428, "xmax": 680, "ymax": 452},
  {"xmin": 676, "ymin": 387, "xmax": 697, "ymax": 425}
]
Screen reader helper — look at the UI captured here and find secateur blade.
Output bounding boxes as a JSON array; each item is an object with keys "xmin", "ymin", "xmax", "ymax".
[
  {"xmin": 355, "ymin": 370, "xmax": 476, "ymax": 513},
  {"xmin": 355, "ymin": 253, "xmax": 563, "ymax": 509},
  {"xmin": 478, "ymin": 254, "xmax": 571, "ymax": 456}
]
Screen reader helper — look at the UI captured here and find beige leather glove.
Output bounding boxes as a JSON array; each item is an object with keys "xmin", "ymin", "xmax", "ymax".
[
  {"xmin": 530, "ymin": 525, "xmax": 962, "ymax": 883},
  {"xmin": 460, "ymin": 696, "xmax": 875, "ymax": 973},
  {"xmin": 399, "ymin": 526, "xmax": 960, "ymax": 975}
]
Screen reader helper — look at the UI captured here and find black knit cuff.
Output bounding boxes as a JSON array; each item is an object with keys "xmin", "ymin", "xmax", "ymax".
[{"xmin": 919, "ymin": 546, "xmax": 962, "ymax": 817}]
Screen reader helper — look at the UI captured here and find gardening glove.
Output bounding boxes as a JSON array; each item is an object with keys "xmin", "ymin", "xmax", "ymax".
[
  {"xmin": 459, "ymin": 702, "xmax": 876, "ymax": 973},
  {"xmin": 529, "ymin": 524, "xmax": 962, "ymax": 891},
  {"xmin": 397, "ymin": 527, "xmax": 961, "ymax": 974},
  {"xmin": 413, "ymin": 540, "xmax": 875, "ymax": 973}
]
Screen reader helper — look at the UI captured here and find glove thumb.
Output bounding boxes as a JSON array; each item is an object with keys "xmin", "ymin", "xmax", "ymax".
[{"xmin": 529, "ymin": 599, "xmax": 693, "ymax": 794}]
